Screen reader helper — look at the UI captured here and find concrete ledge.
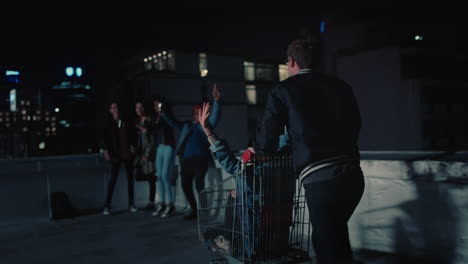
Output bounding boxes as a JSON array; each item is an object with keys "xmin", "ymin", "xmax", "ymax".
[{"xmin": 1, "ymin": 152, "xmax": 468, "ymax": 263}]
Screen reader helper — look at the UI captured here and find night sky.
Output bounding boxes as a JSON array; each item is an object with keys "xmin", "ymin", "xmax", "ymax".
[
  {"xmin": 0, "ymin": 7, "xmax": 324, "ymax": 102},
  {"xmin": 1, "ymin": 5, "xmax": 466, "ymax": 102}
]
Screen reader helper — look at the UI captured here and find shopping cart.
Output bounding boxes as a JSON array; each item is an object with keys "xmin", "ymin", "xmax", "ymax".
[{"xmin": 198, "ymin": 155, "xmax": 311, "ymax": 264}]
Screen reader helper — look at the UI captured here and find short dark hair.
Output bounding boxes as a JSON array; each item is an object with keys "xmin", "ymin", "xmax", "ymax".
[{"xmin": 287, "ymin": 39, "xmax": 319, "ymax": 69}]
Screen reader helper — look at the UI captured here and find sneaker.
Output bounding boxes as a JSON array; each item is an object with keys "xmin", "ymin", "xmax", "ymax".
[
  {"xmin": 152, "ymin": 204, "xmax": 166, "ymax": 216},
  {"xmin": 183, "ymin": 210, "xmax": 197, "ymax": 220},
  {"xmin": 161, "ymin": 206, "xmax": 175, "ymax": 218},
  {"xmin": 129, "ymin": 205, "xmax": 138, "ymax": 213},
  {"xmin": 103, "ymin": 208, "xmax": 110, "ymax": 215}
]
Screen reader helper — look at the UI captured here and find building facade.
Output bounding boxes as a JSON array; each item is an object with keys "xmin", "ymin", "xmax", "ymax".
[
  {"xmin": 121, "ymin": 49, "xmax": 289, "ymax": 151},
  {"xmin": 322, "ymin": 21, "xmax": 468, "ymax": 151}
]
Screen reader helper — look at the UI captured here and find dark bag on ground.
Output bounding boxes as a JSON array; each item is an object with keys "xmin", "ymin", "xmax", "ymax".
[{"xmin": 51, "ymin": 192, "xmax": 75, "ymax": 220}]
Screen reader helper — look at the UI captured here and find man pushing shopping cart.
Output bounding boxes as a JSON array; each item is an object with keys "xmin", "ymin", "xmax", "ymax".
[{"xmin": 198, "ymin": 37, "xmax": 365, "ymax": 264}]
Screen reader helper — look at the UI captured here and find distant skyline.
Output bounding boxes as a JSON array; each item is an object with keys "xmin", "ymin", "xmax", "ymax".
[{"xmin": 0, "ymin": 8, "xmax": 323, "ymax": 103}]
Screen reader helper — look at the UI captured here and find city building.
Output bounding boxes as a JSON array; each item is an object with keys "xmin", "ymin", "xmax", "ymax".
[
  {"xmin": 322, "ymin": 20, "xmax": 468, "ymax": 151},
  {"xmin": 45, "ymin": 66, "xmax": 96, "ymax": 155},
  {"xmin": 0, "ymin": 67, "xmax": 57, "ymax": 157},
  {"xmin": 121, "ymin": 49, "xmax": 290, "ymax": 150}
]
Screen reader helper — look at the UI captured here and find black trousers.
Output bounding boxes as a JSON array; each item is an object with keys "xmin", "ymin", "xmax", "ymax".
[
  {"xmin": 181, "ymin": 155, "xmax": 209, "ymax": 211},
  {"xmin": 304, "ymin": 161, "xmax": 365, "ymax": 264},
  {"xmin": 148, "ymin": 180, "xmax": 156, "ymax": 203},
  {"xmin": 104, "ymin": 159, "xmax": 135, "ymax": 207}
]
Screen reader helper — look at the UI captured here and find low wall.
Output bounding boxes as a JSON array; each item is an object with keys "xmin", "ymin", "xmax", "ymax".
[{"xmin": 1, "ymin": 153, "xmax": 467, "ymax": 263}]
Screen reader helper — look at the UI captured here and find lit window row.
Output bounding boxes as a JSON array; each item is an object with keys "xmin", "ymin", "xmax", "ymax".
[
  {"xmin": 144, "ymin": 50, "xmax": 170, "ymax": 62},
  {"xmin": 243, "ymin": 61, "xmax": 290, "ymax": 82},
  {"xmin": 143, "ymin": 50, "xmax": 176, "ymax": 71}
]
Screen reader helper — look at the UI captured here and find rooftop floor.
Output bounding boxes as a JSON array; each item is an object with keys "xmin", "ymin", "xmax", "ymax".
[{"xmin": 0, "ymin": 209, "xmax": 443, "ymax": 264}]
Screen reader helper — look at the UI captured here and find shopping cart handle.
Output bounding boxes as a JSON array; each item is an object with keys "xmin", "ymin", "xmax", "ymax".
[{"xmin": 242, "ymin": 149, "xmax": 256, "ymax": 163}]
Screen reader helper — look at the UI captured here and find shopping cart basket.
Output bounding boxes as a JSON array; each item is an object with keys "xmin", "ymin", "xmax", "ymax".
[{"xmin": 198, "ymin": 155, "xmax": 311, "ymax": 264}]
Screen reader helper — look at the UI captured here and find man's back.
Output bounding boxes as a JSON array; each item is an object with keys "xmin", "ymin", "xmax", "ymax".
[{"xmin": 255, "ymin": 71, "xmax": 361, "ymax": 173}]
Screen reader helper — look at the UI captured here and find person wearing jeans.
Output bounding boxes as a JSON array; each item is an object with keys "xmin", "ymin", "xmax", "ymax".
[
  {"xmin": 152, "ymin": 97, "xmax": 176, "ymax": 218},
  {"xmin": 103, "ymin": 102, "xmax": 138, "ymax": 215}
]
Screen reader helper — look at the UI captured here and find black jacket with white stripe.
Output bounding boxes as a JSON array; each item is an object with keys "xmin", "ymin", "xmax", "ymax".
[{"xmin": 254, "ymin": 70, "xmax": 362, "ymax": 177}]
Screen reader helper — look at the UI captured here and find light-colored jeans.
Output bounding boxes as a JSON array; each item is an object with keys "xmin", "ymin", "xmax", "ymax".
[{"xmin": 155, "ymin": 144, "xmax": 175, "ymax": 204}]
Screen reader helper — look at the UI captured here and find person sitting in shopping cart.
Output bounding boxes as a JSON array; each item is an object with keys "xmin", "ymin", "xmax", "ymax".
[{"xmin": 197, "ymin": 102, "xmax": 293, "ymax": 260}]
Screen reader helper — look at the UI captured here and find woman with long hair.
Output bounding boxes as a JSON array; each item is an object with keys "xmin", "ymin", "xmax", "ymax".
[
  {"xmin": 134, "ymin": 101, "xmax": 156, "ymax": 209},
  {"xmin": 152, "ymin": 97, "xmax": 176, "ymax": 218}
]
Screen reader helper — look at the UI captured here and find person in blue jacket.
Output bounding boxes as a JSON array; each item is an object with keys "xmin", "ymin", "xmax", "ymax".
[{"xmin": 160, "ymin": 84, "xmax": 221, "ymax": 220}]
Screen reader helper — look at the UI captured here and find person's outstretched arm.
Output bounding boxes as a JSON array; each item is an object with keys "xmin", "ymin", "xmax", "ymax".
[
  {"xmin": 207, "ymin": 83, "xmax": 222, "ymax": 129},
  {"xmin": 160, "ymin": 111, "xmax": 183, "ymax": 132},
  {"xmin": 199, "ymin": 102, "xmax": 240, "ymax": 175}
]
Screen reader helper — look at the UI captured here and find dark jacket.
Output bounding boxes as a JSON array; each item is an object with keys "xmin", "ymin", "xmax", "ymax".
[
  {"xmin": 103, "ymin": 118, "xmax": 136, "ymax": 162},
  {"xmin": 254, "ymin": 71, "xmax": 361, "ymax": 174},
  {"xmin": 134, "ymin": 117, "xmax": 155, "ymax": 162},
  {"xmin": 152, "ymin": 116, "xmax": 176, "ymax": 147}
]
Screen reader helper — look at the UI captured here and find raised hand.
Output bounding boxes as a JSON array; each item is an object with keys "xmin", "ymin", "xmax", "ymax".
[
  {"xmin": 198, "ymin": 102, "xmax": 213, "ymax": 136},
  {"xmin": 212, "ymin": 83, "xmax": 221, "ymax": 101}
]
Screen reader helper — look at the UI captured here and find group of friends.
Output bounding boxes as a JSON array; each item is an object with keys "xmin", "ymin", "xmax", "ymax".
[{"xmin": 103, "ymin": 38, "xmax": 364, "ymax": 264}]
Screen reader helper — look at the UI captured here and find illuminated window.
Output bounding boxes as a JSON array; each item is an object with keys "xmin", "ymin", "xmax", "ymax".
[
  {"xmin": 65, "ymin": 67, "xmax": 74, "ymax": 77},
  {"xmin": 76, "ymin": 67, "xmax": 83, "ymax": 77},
  {"xmin": 278, "ymin": 65, "xmax": 290, "ymax": 81},
  {"xmin": 246, "ymin": 85, "xmax": 257, "ymax": 105},
  {"xmin": 5, "ymin": 70, "xmax": 19, "ymax": 83},
  {"xmin": 9, "ymin": 89, "xmax": 17, "ymax": 112},
  {"xmin": 199, "ymin": 53, "xmax": 208, "ymax": 77},
  {"xmin": 244, "ymin": 62, "xmax": 255, "ymax": 81},
  {"xmin": 39, "ymin": 142, "xmax": 45, "ymax": 149},
  {"xmin": 167, "ymin": 50, "xmax": 176, "ymax": 71},
  {"xmin": 320, "ymin": 21, "xmax": 325, "ymax": 33},
  {"xmin": 145, "ymin": 50, "xmax": 175, "ymax": 71}
]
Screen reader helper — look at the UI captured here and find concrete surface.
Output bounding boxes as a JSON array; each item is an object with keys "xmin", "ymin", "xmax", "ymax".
[{"xmin": 0, "ymin": 209, "xmax": 445, "ymax": 264}]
